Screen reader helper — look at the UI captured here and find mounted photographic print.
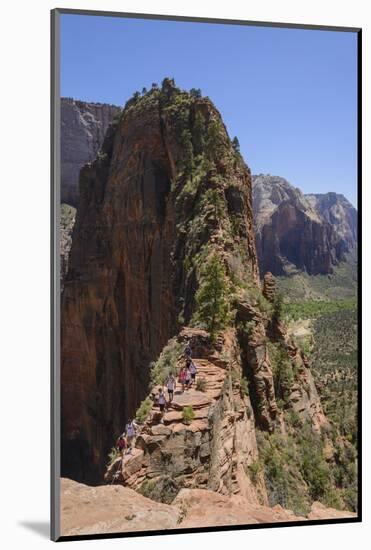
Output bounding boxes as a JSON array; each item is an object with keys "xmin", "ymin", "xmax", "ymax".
[{"xmin": 51, "ymin": 8, "xmax": 361, "ymax": 542}]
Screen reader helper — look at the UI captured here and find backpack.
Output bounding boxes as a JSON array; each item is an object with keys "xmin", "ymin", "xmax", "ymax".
[{"xmin": 117, "ymin": 437, "xmax": 126, "ymax": 450}]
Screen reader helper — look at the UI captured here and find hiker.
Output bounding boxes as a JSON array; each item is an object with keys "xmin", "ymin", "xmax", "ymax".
[
  {"xmin": 184, "ymin": 341, "xmax": 192, "ymax": 359},
  {"xmin": 116, "ymin": 434, "xmax": 127, "ymax": 459},
  {"xmin": 158, "ymin": 388, "xmax": 167, "ymax": 422},
  {"xmin": 165, "ymin": 372, "xmax": 176, "ymax": 403},
  {"xmin": 185, "ymin": 364, "xmax": 192, "ymax": 390},
  {"xmin": 178, "ymin": 366, "xmax": 187, "ymax": 393},
  {"xmin": 188, "ymin": 359, "xmax": 197, "ymax": 387},
  {"xmin": 125, "ymin": 419, "xmax": 137, "ymax": 454}
]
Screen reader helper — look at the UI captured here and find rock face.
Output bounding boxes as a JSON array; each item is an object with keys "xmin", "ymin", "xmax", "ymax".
[
  {"xmin": 61, "ymin": 81, "xmax": 259, "ymax": 482},
  {"xmin": 252, "ymin": 174, "xmax": 345, "ymax": 276},
  {"xmin": 60, "ymin": 477, "xmax": 181, "ymax": 536},
  {"xmin": 61, "ymin": 98, "xmax": 121, "ymax": 206},
  {"xmin": 262, "ymin": 272, "xmax": 277, "ymax": 303},
  {"xmin": 60, "ymin": 478, "xmax": 355, "ymax": 536},
  {"xmin": 305, "ymin": 192, "xmax": 357, "ymax": 253}
]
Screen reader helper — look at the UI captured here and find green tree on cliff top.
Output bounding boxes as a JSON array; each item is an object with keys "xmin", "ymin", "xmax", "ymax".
[{"xmin": 193, "ymin": 253, "xmax": 231, "ymax": 338}]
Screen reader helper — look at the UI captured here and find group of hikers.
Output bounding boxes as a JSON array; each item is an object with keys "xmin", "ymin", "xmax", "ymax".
[
  {"xmin": 115, "ymin": 341, "xmax": 198, "ymax": 457},
  {"xmin": 158, "ymin": 342, "xmax": 197, "ymax": 409}
]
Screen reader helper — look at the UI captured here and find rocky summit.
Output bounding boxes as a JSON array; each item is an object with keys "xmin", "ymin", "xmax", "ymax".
[
  {"xmin": 61, "ymin": 80, "xmax": 357, "ymax": 528},
  {"xmin": 251, "ymin": 174, "xmax": 355, "ymax": 276}
]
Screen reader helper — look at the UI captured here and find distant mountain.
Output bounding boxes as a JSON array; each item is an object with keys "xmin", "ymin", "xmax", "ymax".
[
  {"xmin": 61, "ymin": 98, "xmax": 121, "ymax": 206},
  {"xmin": 252, "ymin": 174, "xmax": 350, "ymax": 277},
  {"xmin": 305, "ymin": 192, "xmax": 357, "ymax": 253}
]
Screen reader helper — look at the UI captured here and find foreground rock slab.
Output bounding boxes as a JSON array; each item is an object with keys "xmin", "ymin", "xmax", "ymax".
[
  {"xmin": 60, "ymin": 479, "xmax": 356, "ymax": 537},
  {"xmin": 60, "ymin": 478, "xmax": 181, "ymax": 536}
]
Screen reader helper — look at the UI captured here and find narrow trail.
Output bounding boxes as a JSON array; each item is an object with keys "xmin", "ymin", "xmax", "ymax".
[{"xmin": 106, "ymin": 356, "xmax": 229, "ymax": 485}]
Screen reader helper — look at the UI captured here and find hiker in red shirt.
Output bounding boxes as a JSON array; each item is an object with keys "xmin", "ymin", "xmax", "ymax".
[
  {"xmin": 116, "ymin": 434, "xmax": 127, "ymax": 458},
  {"xmin": 178, "ymin": 366, "xmax": 187, "ymax": 393}
]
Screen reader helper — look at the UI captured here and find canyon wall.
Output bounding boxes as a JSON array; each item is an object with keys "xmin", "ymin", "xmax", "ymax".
[
  {"xmin": 252, "ymin": 175, "xmax": 348, "ymax": 276},
  {"xmin": 305, "ymin": 192, "xmax": 357, "ymax": 253},
  {"xmin": 61, "ymin": 98, "xmax": 121, "ymax": 206}
]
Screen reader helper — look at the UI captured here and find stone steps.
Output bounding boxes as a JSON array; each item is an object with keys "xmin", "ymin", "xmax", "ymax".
[
  {"xmin": 105, "ymin": 355, "xmax": 230, "ymax": 486},
  {"xmin": 150, "ymin": 358, "xmax": 227, "ymax": 429}
]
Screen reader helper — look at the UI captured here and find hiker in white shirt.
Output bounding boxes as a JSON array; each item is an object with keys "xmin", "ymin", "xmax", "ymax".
[
  {"xmin": 125, "ymin": 419, "xmax": 137, "ymax": 454},
  {"xmin": 165, "ymin": 372, "xmax": 176, "ymax": 403}
]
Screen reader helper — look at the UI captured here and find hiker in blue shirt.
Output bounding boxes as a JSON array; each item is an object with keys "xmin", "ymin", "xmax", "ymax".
[{"xmin": 125, "ymin": 419, "xmax": 137, "ymax": 454}]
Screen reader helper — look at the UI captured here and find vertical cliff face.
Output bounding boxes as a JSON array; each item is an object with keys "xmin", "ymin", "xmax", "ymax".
[
  {"xmin": 305, "ymin": 192, "xmax": 357, "ymax": 254},
  {"xmin": 252, "ymin": 175, "xmax": 343, "ymax": 276},
  {"xmin": 61, "ymin": 98, "xmax": 121, "ymax": 206},
  {"xmin": 61, "ymin": 81, "xmax": 259, "ymax": 482}
]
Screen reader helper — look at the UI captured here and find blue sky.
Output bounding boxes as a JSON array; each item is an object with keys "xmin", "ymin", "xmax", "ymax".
[{"xmin": 61, "ymin": 14, "xmax": 358, "ymax": 206}]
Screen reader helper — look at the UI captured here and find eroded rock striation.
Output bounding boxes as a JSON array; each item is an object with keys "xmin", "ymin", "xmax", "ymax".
[
  {"xmin": 61, "ymin": 97, "xmax": 121, "ymax": 206},
  {"xmin": 252, "ymin": 174, "xmax": 345, "ymax": 276}
]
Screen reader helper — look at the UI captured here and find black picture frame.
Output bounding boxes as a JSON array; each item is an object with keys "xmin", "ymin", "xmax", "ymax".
[{"xmin": 51, "ymin": 8, "xmax": 362, "ymax": 542}]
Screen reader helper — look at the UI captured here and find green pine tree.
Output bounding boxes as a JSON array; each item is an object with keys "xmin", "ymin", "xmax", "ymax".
[
  {"xmin": 232, "ymin": 136, "xmax": 240, "ymax": 152},
  {"xmin": 193, "ymin": 253, "xmax": 231, "ymax": 338}
]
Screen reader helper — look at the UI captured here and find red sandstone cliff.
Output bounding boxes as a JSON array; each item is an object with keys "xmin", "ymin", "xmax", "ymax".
[{"xmin": 61, "ymin": 80, "xmax": 259, "ymax": 481}]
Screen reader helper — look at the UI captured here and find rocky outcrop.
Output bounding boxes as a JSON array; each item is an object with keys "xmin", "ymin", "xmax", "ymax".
[
  {"xmin": 61, "ymin": 81, "xmax": 259, "ymax": 482},
  {"xmin": 61, "ymin": 98, "xmax": 121, "ymax": 206},
  {"xmin": 262, "ymin": 272, "xmax": 277, "ymax": 303},
  {"xmin": 60, "ymin": 477, "xmax": 181, "ymax": 536},
  {"xmin": 236, "ymin": 301, "xmax": 278, "ymax": 430},
  {"xmin": 269, "ymin": 319, "xmax": 329, "ymax": 433},
  {"xmin": 60, "ymin": 478, "xmax": 355, "ymax": 536},
  {"xmin": 252, "ymin": 175, "xmax": 345, "ymax": 276},
  {"xmin": 305, "ymin": 192, "xmax": 357, "ymax": 253},
  {"xmin": 105, "ymin": 328, "xmax": 266, "ymax": 506}
]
